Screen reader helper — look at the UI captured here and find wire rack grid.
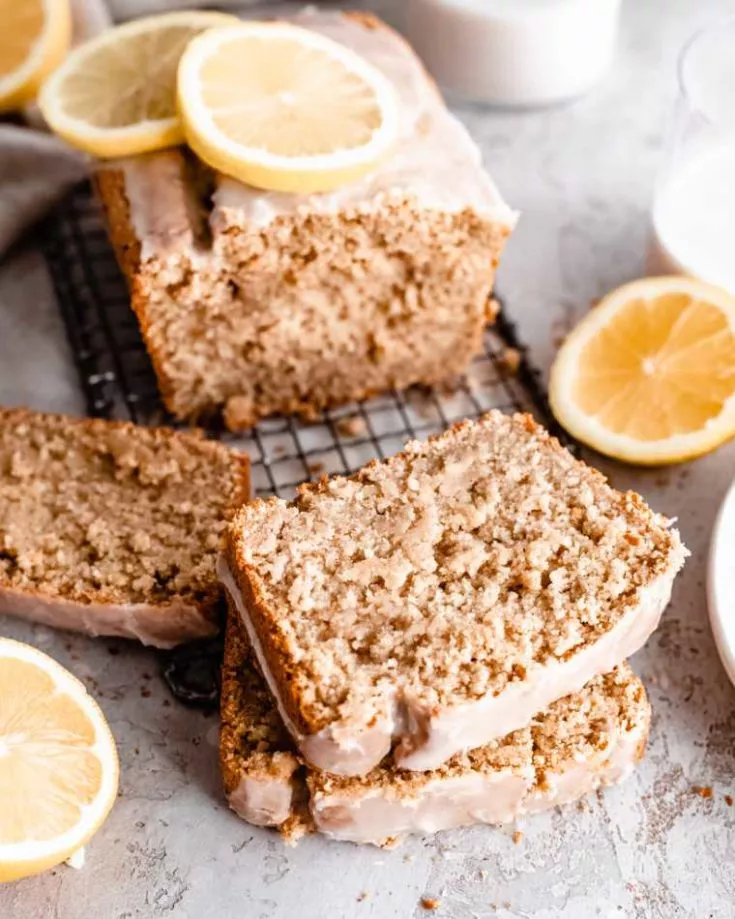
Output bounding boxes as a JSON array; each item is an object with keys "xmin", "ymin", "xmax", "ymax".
[{"xmin": 42, "ymin": 179, "xmax": 567, "ymax": 500}]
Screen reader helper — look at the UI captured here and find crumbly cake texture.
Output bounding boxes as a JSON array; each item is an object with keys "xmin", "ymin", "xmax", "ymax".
[
  {"xmin": 220, "ymin": 613, "xmax": 651, "ymax": 846},
  {"xmin": 0, "ymin": 408, "xmax": 250, "ymax": 646},
  {"xmin": 94, "ymin": 10, "xmax": 514, "ymax": 430},
  {"xmin": 224, "ymin": 411, "xmax": 685, "ymax": 773}
]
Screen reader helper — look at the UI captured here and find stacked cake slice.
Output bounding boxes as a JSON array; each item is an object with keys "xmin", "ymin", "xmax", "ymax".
[{"xmin": 220, "ymin": 411, "xmax": 686, "ymax": 845}]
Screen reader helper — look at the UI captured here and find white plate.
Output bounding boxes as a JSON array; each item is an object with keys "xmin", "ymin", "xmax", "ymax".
[{"xmin": 707, "ymin": 478, "xmax": 735, "ymax": 687}]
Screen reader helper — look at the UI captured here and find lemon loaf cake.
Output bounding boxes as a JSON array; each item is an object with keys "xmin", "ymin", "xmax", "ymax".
[
  {"xmin": 95, "ymin": 10, "xmax": 516, "ymax": 429},
  {"xmin": 0, "ymin": 408, "xmax": 250, "ymax": 646},
  {"xmin": 220, "ymin": 613, "xmax": 651, "ymax": 846},
  {"xmin": 222, "ymin": 411, "xmax": 685, "ymax": 776}
]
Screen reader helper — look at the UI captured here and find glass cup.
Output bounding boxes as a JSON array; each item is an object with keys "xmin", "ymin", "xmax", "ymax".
[{"xmin": 649, "ymin": 18, "xmax": 735, "ymax": 294}]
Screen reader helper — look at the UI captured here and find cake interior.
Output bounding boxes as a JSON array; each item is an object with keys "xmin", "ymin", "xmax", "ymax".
[{"xmin": 0, "ymin": 410, "xmax": 248, "ymax": 609}]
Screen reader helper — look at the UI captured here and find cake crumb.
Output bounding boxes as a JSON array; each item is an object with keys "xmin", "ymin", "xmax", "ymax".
[
  {"xmin": 577, "ymin": 798, "xmax": 590, "ymax": 812},
  {"xmin": 336, "ymin": 415, "xmax": 367, "ymax": 438},
  {"xmin": 499, "ymin": 347, "xmax": 521, "ymax": 376},
  {"xmin": 512, "ymin": 830, "xmax": 523, "ymax": 844},
  {"xmin": 421, "ymin": 897, "xmax": 440, "ymax": 911},
  {"xmin": 725, "ymin": 794, "xmax": 733, "ymax": 806},
  {"xmin": 308, "ymin": 461, "xmax": 325, "ymax": 475},
  {"xmin": 357, "ymin": 892, "xmax": 369, "ymax": 903},
  {"xmin": 692, "ymin": 785, "xmax": 713, "ymax": 798}
]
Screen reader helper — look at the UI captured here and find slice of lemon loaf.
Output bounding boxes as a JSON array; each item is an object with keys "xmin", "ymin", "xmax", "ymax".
[
  {"xmin": 0, "ymin": 408, "xmax": 249, "ymax": 646},
  {"xmin": 220, "ymin": 612, "xmax": 651, "ymax": 847},
  {"xmin": 95, "ymin": 10, "xmax": 515, "ymax": 429},
  {"xmin": 222, "ymin": 411, "xmax": 685, "ymax": 776}
]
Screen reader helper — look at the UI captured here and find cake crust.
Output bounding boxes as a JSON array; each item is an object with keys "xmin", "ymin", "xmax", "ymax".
[{"xmin": 224, "ymin": 411, "xmax": 685, "ymax": 774}]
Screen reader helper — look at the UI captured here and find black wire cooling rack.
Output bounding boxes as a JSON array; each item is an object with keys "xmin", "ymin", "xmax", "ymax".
[
  {"xmin": 42, "ymin": 179, "xmax": 565, "ymax": 500},
  {"xmin": 41, "ymin": 180, "xmax": 566, "ymax": 705}
]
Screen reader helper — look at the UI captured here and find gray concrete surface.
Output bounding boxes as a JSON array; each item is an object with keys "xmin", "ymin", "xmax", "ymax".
[{"xmin": 1, "ymin": 1, "xmax": 735, "ymax": 916}]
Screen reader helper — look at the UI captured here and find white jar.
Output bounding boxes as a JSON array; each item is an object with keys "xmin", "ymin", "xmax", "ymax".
[{"xmin": 403, "ymin": 0, "xmax": 623, "ymax": 107}]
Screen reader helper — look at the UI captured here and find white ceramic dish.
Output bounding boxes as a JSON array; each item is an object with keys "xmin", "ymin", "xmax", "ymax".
[{"xmin": 707, "ymin": 477, "xmax": 735, "ymax": 687}]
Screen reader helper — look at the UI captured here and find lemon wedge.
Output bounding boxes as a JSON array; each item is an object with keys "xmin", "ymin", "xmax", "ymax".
[
  {"xmin": 0, "ymin": 0, "xmax": 71, "ymax": 114},
  {"xmin": 0, "ymin": 638, "xmax": 119, "ymax": 882},
  {"xmin": 550, "ymin": 276, "xmax": 735, "ymax": 465},
  {"xmin": 38, "ymin": 10, "xmax": 238, "ymax": 158},
  {"xmin": 177, "ymin": 21, "xmax": 400, "ymax": 193}
]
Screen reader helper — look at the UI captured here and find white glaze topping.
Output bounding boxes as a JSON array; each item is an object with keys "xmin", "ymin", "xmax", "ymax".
[{"xmin": 210, "ymin": 9, "xmax": 516, "ymax": 229}]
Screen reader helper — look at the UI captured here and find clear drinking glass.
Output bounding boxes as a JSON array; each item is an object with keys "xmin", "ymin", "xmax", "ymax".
[{"xmin": 649, "ymin": 18, "xmax": 735, "ymax": 293}]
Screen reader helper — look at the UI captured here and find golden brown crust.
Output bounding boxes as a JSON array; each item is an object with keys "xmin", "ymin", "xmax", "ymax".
[
  {"xmin": 93, "ymin": 167, "xmax": 142, "ymax": 282},
  {"xmin": 220, "ymin": 611, "xmax": 301, "ymax": 796},
  {"xmin": 220, "ymin": 603, "xmax": 314, "ymax": 841},
  {"xmin": 223, "ymin": 536, "xmax": 311, "ymax": 734},
  {"xmin": 93, "ymin": 166, "xmax": 185, "ymax": 420},
  {"xmin": 0, "ymin": 407, "xmax": 250, "ymax": 643}
]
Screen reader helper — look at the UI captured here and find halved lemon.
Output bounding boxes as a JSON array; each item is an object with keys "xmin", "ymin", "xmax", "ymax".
[
  {"xmin": 0, "ymin": 639, "xmax": 119, "ymax": 882},
  {"xmin": 0, "ymin": 0, "xmax": 71, "ymax": 114},
  {"xmin": 177, "ymin": 22, "xmax": 400, "ymax": 194},
  {"xmin": 37, "ymin": 10, "xmax": 238, "ymax": 158},
  {"xmin": 550, "ymin": 276, "xmax": 735, "ymax": 465}
]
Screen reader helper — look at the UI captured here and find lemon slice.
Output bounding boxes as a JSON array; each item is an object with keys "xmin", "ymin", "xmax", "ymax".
[
  {"xmin": 37, "ymin": 10, "xmax": 238, "ymax": 158},
  {"xmin": 550, "ymin": 276, "xmax": 735, "ymax": 465},
  {"xmin": 0, "ymin": 638, "xmax": 119, "ymax": 882},
  {"xmin": 177, "ymin": 22, "xmax": 400, "ymax": 194},
  {"xmin": 0, "ymin": 0, "xmax": 71, "ymax": 114}
]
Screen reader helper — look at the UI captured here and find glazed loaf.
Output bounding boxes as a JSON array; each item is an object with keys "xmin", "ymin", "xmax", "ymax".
[{"xmin": 95, "ymin": 10, "xmax": 515, "ymax": 430}]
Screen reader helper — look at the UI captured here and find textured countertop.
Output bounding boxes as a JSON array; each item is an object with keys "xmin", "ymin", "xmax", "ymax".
[{"xmin": 2, "ymin": 1, "xmax": 735, "ymax": 917}]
